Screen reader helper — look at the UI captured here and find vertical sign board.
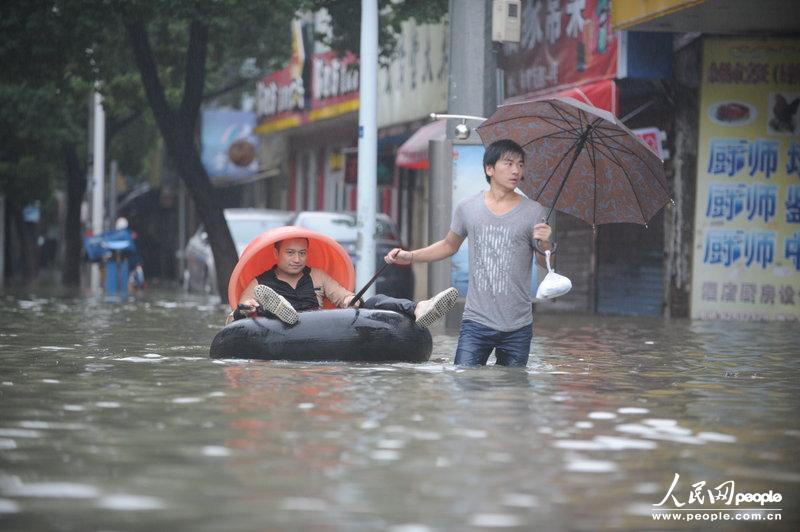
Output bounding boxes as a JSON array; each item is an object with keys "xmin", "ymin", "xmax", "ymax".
[
  {"xmin": 451, "ymin": 144, "xmax": 539, "ymax": 297},
  {"xmin": 691, "ymin": 38, "xmax": 800, "ymax": 321}
]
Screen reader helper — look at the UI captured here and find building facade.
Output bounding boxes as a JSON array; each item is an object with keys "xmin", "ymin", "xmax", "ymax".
[
  {"xmin": 614, "ymin": 0, "xmax": 800, "ymax": 321},
  {"xmin": 252, "ymin": 14, "xmax": 449, "ymax": 252}
]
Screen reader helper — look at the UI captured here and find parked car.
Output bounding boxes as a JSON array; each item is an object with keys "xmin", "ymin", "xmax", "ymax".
[
  {"xmin": 290, "ymin": 211, "xmax": 414, "ymax": 300},
  {"xmin": 183, "ymin": 208, "xmax": 293, "ymax": 294}
]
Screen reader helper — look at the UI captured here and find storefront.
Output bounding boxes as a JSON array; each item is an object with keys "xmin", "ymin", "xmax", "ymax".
[
  {"xmin": 254, "ymin": 25, "xmax": 361, "ymax": 212},
  {"xmin": 254, "ymin": 16, "xmax": 449, "ymax": 268},
  {"xmin": 689, "ymin": 37, "xmax": 800, "ymax": 321},
  {"xmin": 614, "ymin": 1, "xmax": 800, "ymax": 321}
]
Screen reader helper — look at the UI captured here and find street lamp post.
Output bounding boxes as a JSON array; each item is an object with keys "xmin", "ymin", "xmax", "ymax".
[
  {"xmin": 90, "ymin": 90, "xmax": 106, "ymax": 293},
  {"xmin": 356, "ymin": 0, "xmax": 377, "ymax": 297}
]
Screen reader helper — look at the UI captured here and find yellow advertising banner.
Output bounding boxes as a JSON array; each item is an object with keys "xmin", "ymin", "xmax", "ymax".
[
  {"xmin": 691, "ymin": 37, "xmax": 800, "ymax": 321},
  {"xmin": 612, "ymin": 0, "xmax": 706, "ymax": 31}
]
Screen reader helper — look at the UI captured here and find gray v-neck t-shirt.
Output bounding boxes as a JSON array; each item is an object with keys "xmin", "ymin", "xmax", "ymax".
[{"xmin": 451, "ymin": 191, "xmax": 546, "ymax": 331}]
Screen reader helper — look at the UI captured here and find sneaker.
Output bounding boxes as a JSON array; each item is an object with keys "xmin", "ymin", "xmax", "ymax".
[
  {"xmin": 415, "ymin": 287, "xmax": 458, "ymax": 328},
  {"xmin": 254, "ymin": 284, "xmax": 299, "ymax": 325}
]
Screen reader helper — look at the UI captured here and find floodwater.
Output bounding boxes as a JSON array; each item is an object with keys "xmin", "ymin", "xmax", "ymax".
[{"xmin": 0, "ymin": 286, "xmax": 798, "ymax": 531}]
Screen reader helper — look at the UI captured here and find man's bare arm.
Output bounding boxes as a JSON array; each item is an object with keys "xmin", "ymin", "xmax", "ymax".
[{"xmin": 385, "ymin": 231, "xmax": 465, "ymax": 265}]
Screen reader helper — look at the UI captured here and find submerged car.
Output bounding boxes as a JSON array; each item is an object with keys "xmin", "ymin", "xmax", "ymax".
[
  {"xmin": 184, "ymin": 208, "xmax": 293, "ymax": 294},
  {"xmin": 290, "ymin": 211, "xmax": 414, "ymax": 300}
]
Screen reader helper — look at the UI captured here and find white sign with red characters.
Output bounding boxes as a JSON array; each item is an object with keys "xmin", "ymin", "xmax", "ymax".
[{"xmin": 633, "ymin": 127, "xmax": 669, "ymax": 160}]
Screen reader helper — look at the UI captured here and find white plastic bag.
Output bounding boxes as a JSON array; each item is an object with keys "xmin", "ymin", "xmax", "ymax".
[{"xmin": 535, "ymin": 250, "xmax": 572, "ymax": 300}]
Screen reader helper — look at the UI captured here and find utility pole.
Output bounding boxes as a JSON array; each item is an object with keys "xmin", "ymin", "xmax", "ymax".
[
  {"xmin": 448, "ymin": 0, "xmax": 498, "ymax": 125},
  {"xmin": 427, "ymin": 0, "xmax": 499, "ymax": 298},
  {"xmin": 90, "ymin": 91, "xmax": 106, "ymax": 292},
  {"xmin": 356, "ymin": 0, "xmax": 377, "ymax": 297}
]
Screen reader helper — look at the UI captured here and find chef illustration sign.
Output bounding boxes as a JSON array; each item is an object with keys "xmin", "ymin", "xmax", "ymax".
[{"xmin": 691, "ymin": 37, "xmax": 800, "ymax": 321}]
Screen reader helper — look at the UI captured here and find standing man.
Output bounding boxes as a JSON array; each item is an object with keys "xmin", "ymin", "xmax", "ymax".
[{"xmin": 385, "ymin": 139, "xmax": 552, "ymax": 367}]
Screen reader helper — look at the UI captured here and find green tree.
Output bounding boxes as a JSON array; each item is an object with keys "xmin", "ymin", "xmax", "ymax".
[
  {"xmin": 308, "ymin": 0, "xmax": 448, "ymax": 65},
  {"xmin": 116, "ymin": 2, "xmax": 297, "ymax": 301},
  {"xmin": 0, "ymin": 78, "xmax": 83, "ymax": 283},
  {"xmin": 1, "ymin": 0, "xmax": 447, "ymax": 298},
  {"xmin": 112, "ymin": 0, "xmax": 446, "ymax": 301},
  {"xmin": 0, "ymin": 1, "xmax": 155, "ymax": 285}
]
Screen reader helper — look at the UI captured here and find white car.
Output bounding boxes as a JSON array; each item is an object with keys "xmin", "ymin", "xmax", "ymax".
[
  {"xmin": 290, "ymin": 211, "xmax": 414, "ymax": 299},
  {"xmin": 183, "ymin": 209, "xmax": 293, "ymax": 294}
]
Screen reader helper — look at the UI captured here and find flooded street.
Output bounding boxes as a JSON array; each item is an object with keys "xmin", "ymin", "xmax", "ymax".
[{"xmin": 0, "ymin": 286, "xmax": 798, "ymax": 531}]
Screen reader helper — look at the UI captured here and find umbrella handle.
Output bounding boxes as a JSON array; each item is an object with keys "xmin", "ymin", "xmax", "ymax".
[{"xmin": 534, "ymin": 239, "xmax": 558, "ymax": 255}]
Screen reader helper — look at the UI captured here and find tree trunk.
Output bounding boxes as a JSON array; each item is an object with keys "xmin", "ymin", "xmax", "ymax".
[
  {"xmin": 62, "ymin": 143, "xmax": 86, "ymax": 286},
  {"xmin": 168, "ymin": 133, "xmax": 238, "ymax": 302},
  {"xmin": 15, "ymin": 207, "xmax": 37, "ymax": 282},
  {"xmin": 126, "ymin": 19, "xmax": 237, "ymax": 303}
]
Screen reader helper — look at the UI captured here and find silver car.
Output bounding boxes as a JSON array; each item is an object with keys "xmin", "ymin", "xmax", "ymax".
[{"xmin": 183, "ymin": 208, "xmax": 293, "ymax": 294}]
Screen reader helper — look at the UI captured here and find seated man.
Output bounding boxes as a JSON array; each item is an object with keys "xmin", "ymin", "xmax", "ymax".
[{"xmin": 227, "ymin": 237, "xmax": 458, "ymax": 328}]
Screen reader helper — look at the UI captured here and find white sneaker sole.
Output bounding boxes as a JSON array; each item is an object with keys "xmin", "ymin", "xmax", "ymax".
[
  {"xmin": 254, "ymin": 285, "xmax": 299, "ymax": 325},
  {"xmin": 416, "ymin": 287, "xmax": 458, "ymax": 328}
]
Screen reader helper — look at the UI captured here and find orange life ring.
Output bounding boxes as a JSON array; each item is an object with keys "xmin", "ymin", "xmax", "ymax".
[{"xmin": 227, "ymin": 226, "xmax": 355, "ymax": 310}]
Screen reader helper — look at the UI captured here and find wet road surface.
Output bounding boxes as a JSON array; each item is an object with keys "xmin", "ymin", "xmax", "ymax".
[{"xmin": 0, "ymin": 287, "xmax": 797, "ymax": 530}]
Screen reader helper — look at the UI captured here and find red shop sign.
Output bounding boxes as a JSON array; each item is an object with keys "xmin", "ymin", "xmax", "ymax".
[{"xmin": 500, "ymin": 0, "xmax": 617, "ymax": 99}]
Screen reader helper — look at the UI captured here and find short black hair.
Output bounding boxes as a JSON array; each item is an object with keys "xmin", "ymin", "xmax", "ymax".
[
  {"xmin": 483, "ymin": 139, "xmax": 525, "ymax": 183},
  {"xmin": 274, "ymin": 237, "xmax": 309, "ymax": 251}
]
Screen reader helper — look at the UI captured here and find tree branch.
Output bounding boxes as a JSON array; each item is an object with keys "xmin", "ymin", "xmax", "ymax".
[
  {"xmin": 107, "ymin": 110, "xmax": 143, "ymax": 142},
  {"xmin": 124, "ymin": 20, "xmax": 176, "ymax": 140},
  {"xmin": 204, "ymin": 76, "xmax": 256, "ymax": 102},
  {"xmin": 180, "ymin": 20, "xmax": 208, "ymax": 132}
]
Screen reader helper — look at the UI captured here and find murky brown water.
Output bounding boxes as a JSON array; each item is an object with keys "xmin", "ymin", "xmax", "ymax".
[{"xmin": 0, "ymin": 285, "xmax": 798, "ymax": 531}]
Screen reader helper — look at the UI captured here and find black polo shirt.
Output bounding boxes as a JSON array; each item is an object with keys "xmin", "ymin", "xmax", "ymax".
[{"xmin": 256, "ymin": 266, "xmax": 319, "ymax": 311}]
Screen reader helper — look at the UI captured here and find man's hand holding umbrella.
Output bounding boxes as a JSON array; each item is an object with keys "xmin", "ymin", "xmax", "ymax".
[{"xmin": 533, "ymin": 222, "xmax": 554, "ymax": 262}]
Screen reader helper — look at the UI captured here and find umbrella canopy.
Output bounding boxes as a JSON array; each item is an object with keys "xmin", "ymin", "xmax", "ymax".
[{"xmin": 476, "ymin": 97, "xmax": 671, "ymax": 227}]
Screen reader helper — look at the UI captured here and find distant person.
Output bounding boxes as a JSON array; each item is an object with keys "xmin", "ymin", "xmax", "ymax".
[
  {"xmin": 385, "ymin": 139, "xmax": 552, "ymax": 367},
  {"xmin": 114, "ymin": 217, "xmax": 146, "ymax": 290},
  {"xmin": 227, "ymin": 237, "xmax": 458, "ymax": 327}
]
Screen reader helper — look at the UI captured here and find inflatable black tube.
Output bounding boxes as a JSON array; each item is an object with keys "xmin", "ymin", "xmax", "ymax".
[{"xmin": 210, "ymin": 308, "xmax": 432, "ymax": 362}]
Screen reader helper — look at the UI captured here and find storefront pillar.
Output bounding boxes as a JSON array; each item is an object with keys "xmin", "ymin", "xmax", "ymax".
[{"xmin": 664, "ymin": 37, "xmax": 701, "ymax": 318}]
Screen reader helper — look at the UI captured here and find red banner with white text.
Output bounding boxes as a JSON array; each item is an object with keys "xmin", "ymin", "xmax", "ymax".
[{"xmin": 500, "ymin": 0, "xmax": 618, "ymax": 101}]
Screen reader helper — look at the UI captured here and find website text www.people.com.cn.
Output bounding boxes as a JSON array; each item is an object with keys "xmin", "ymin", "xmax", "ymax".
[{"xmin": 651, "ymin": 510, "xmax": 782, "ymax": 523}]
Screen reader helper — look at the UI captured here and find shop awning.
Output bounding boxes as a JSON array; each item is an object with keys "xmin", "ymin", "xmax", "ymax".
[
  {"xmin": 396, "ymin": 80, "xmax": 616, "ymax": 171},
  {"xmin": 505, "ymin": 79, "xmax": 619, "ymax": 116},
  {"xmin": 396, "ymin": 119, "xmax": 446, "ymax": 170}
]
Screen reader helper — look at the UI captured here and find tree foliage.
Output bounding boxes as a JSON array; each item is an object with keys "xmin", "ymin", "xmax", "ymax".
[
  {"xmin": 0, "ymin": 0, "xmax": 449, "ymax": 294},
  {"xmin": 306, "ymin": 0, "xmax": 448, "ymax": 64}
]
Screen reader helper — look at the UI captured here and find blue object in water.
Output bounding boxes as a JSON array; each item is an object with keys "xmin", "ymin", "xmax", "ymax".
[
  {"xmin": 83, "ymin": 229, "xmax": 139, "ymax": 263},
  {"xmin": 105, "ymin": 253, "xmax": 129, "ymax": 297}
]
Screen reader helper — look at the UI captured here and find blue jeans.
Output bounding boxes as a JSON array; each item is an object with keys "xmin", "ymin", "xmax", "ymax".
[{"xmin": 454, "ymin": 319, "xmax": 533, "ymax": 367}]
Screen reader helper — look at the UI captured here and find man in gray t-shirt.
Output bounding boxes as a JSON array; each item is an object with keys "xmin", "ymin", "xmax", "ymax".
[
  {"xmin": 451, "ymin": 190, "xmax": 545, "ymax": 332},
  {"xmin": 385, "ymin": 139, "xmax": 553, "ymax": 366}
]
